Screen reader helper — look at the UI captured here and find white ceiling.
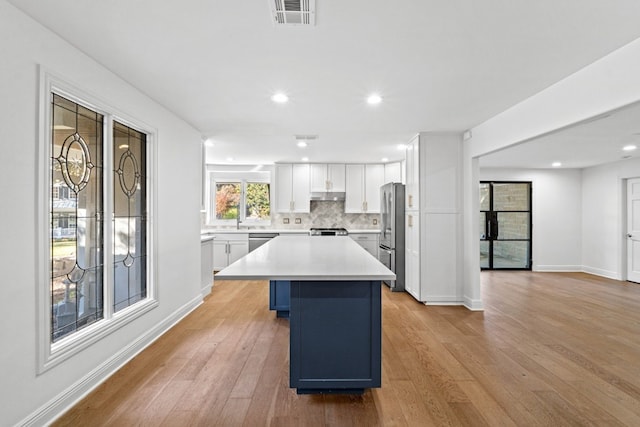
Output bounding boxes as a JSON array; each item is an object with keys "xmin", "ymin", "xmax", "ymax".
[
  {"xmin": 9, "ymin": 0, "xmax": 640, "ymax": 166},
  {"xmin": 479, "ymin": 101, "xmax": 640, "ymax": 169}
]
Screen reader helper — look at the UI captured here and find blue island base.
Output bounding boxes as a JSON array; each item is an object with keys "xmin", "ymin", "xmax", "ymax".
[
  {"xmin": 297, "ymin": 388, "xmax": 365, "ymax": 395},
  {"xmin": 288, "ymin": 280, "xmax": 382, "ymax": 394}
]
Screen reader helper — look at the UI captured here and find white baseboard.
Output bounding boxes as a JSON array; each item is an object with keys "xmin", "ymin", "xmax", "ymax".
[
  {"xmin": 463, "ymin": 296, "xmax": 484, "ymax": 311},
  {"xmin": 424, "ymin": 297, "xmax": 464, "ymax": 306},
  {"xmin": 581, "ymin": 266, "xmax": 621, "ymax": 280},
  {"xmin": 21, "ymin": 295, "xmax": 203, "ymax": 427},
  {"xmin": 534, "ymin": 265, "xmax": 582, "ymax": 272},
  {"xmin": 201, "ymin": 283, "xmax": 212, "ymax": 297}
]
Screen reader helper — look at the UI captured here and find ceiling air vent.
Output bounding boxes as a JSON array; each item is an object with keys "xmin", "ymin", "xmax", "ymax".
[
  {"xmin": 271, "ymin": 0, "xmax": 316, "ymax": 26},
  {"xmin": 295, "ymin": 134, "xmax": 318, "ymax": 141}
]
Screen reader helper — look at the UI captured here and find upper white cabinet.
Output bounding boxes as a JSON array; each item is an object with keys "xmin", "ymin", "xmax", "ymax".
[
  {"xmin": 383, "ymin": 162, "xmax": 402, "ymax": 184},
  {"xmin": 405, "ymin": 135, "xmax": 420, "ymax": 210},
  {"xmin": 310, "ymin": 164, "xmax": 345, "ymax": 192},
  {"xmin": 345, "ymin": 164, "xmax": 385, "ymax": 213},
  {"xmin": 275, "ymin": 164, "xmax": 310, "ymax": 213}
]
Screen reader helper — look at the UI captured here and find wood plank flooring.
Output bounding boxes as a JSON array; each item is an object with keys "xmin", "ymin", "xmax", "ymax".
[{"xmin": 54, "ymin": 272, "xmax": 640, "ymax": 426}]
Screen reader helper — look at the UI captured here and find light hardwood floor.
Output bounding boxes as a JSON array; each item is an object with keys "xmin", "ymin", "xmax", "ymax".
[{"xmin": 54, "ymin": 272, "xmax": 640, "ymax": 426}]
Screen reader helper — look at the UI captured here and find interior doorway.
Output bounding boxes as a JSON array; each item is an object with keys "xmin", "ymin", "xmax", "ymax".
[
  {"xmin": 480, "ymin": 181, "xmax": 532, "ymax": 270},
  {"xmin": 627, "ymin": 177, "xmax": 640, "ymax": 283}
]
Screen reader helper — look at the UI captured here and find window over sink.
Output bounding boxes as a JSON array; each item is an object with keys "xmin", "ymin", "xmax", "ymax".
[{"xmin": 208, "ymin": 169, "xmax": 271, "ymax": 227}]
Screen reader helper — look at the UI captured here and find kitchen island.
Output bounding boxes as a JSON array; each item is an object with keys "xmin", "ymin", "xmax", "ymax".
[{"xmin": 216, "ymin": 235, "xmax": 395, "ymax": 394}]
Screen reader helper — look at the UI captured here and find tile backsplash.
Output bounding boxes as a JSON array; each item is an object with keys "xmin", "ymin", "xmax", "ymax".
[
  {"xmin": 203, "ymin": 200, "xmax": 380, "ymax": 230},
  {"xmin": 274, "ymin": 201, "xmax": 380, "ymax": 230}
]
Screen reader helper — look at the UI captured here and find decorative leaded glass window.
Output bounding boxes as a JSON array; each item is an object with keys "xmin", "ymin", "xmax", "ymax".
[
  {"xmin": 48, "ymin": 92, "xmax": 150, "ymax": 344},
  {"xmin": 113, "ymin": 122, "xmax": 147, "ymax": 312},
  {"xmin": 50, "ymin": 94, "xmax": 104, "ymax": 342}
]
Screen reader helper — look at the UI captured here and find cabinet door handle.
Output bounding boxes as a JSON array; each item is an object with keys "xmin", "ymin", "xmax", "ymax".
[
  {"xmin": 408, "ymin": 215, "xmax": 413, "ymax": 227},
  {"xmin": 408, "ymin": 194, "xmax": 413, "ymax": 208}
]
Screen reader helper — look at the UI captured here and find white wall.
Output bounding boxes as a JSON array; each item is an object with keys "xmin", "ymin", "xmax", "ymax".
[
  {"xmin": 0, "ymin": 2, "xmax": 203, "ymax": 425},
  {"xmin": 464, "ymin": 35, "xmax": 640, "ymax": 294},
  {"xmin": 582, "ymin": 157, "xmax": 640, "ymax": 279},
  {"xmin": 479, "ymin": 168, "xmax": 583, "ymax": 271}
]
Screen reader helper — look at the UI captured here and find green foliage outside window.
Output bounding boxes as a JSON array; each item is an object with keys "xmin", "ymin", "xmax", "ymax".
[{"xmin": 245, "ymin": 183, "xmax": 270, "ymax": 219}]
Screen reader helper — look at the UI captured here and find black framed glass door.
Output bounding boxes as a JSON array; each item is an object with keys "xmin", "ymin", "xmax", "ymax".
[{"xmin": 480, "ymin": 181, "xmax": 532, "ymax": 270}]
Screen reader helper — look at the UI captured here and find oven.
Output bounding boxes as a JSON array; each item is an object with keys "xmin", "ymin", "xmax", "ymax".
[{"xmin": 309, "ymin": 227, "xmax": 348, "ymax": 236}]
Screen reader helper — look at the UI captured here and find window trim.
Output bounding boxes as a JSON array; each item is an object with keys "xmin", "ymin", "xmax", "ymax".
[{"xmin": 37, "ymin": 68, "xmax": 158, "ymax": 374}]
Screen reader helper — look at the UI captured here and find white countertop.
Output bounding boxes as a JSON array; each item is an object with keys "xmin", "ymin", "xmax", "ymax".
[
  {"xmin": 201, "ymin": 228, "xmax": 380, "ymax": 235},
  {"xmin": 215, "ymin": 235, "xmax": 395, "ymax": 281}
]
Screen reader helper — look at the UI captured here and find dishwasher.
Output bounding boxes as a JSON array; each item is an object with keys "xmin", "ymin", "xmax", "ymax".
[{"xmin": 248, "ymin": 232, "xmax": 279, "ymax": 252}]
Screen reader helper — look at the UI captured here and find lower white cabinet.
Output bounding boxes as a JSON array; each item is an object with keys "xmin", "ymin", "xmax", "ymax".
[
  {"xmin": 350, "ymin": 233, "xmax": 379, "ymax": 257},
  {"xmin": 213, "ymin": 233, "xmax": 249, "ymax": 270},
  {"xmin": 404, "ymin": 212, "xmax": 420, "ymax": 299},
  {"xmin": 201, "ymin": 238, "xmax": 214, "ymax": 293}
]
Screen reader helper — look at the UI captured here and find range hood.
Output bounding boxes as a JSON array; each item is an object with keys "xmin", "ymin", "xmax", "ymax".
[{"xmin": 310, "ymin": 191, "xmax": 346, "ymax": 201}]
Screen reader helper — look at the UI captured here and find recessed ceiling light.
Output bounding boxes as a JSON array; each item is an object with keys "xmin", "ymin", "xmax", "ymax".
[
  {"xmin": 396, "ymin": 144, "xmax": 406, "ymax": 151},
  {"xmin": 301, "ymin": 157, "xmax": 309, "ymax": 162},
  {"xmin": 367, "ymin": 94, "xmax": 382, "ymax": 105},
  {"xmin": 226, "ymin": 157, "xmax": 234, "ymax": 162},
  {"xmin": 623, "ymin": 144, "xmax": 637, "ymax": 151},
  {"xmin": 381, "ymin": 157, "xmax": 389, "ymax": 162},
  {"xmin": 552, "ymin": 162, "xmax": 562, "ymax": 167},
  {"xmin": 297, "ymin": 141, "xmax": 308, "ymax": 148},
  {"xmin": 204, "ymin": 138, "xmax": 214, "ymax": 147},
  {"xmin": 271, "ymin": 92, "xmax": 288, "ymax": 103}
]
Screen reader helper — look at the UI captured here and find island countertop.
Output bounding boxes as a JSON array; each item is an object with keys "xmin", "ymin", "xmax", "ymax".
[{"xmin": 215, "ymin": 235, "xmax": 395, "ymax": 281}]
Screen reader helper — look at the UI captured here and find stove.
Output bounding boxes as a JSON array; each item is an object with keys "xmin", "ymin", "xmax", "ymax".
[{"xmin": 309, "ymin": 227, "xmax": 349, "ymax": 236}]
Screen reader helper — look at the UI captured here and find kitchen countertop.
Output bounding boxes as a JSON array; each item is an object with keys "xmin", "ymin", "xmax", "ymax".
[
  {"xmin": 215, "ymin": 235, "xmax": 394, "ymax": 281},
  {"xmin": 201, "ymin": 228, "xmax": 380, "ymax": 235}
]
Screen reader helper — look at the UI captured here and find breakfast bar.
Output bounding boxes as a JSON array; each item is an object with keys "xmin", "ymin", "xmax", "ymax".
[{"xmin": 216, "ymin": 235, "xmax": 395, "ymax": 394}]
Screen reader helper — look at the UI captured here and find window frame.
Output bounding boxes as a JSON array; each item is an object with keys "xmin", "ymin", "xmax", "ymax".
[
  {"xmin": 37, "ymin": 69, "xmax": 158, "ymax": 373},
  {"xmin": 208, "ymin": 172, "xmax": 272, "ymax": 227}
]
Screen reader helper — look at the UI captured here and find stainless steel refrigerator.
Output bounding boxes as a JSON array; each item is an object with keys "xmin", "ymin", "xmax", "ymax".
[{"xmin": 378, "ymin": 182, "xmax": 405, "ymax": 291}]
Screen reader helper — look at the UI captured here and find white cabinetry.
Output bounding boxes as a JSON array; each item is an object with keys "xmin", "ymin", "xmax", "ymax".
[
  {"xmin": 349, "ymin": 233, "xmax": 379, "ymax": 257},
  {"xmin": 404, "ymin": 133, "xmax": 462, "ymax": 304},
  {"xmin": 201, "ymin": 237, "xmax": 214, "ymax": 294},
  {"xmin": 275, "ymin": 164, "xmax": 310, "ymax": 213},
  {"xmin": 405, "ymin": 136, "xmax": 420, "ymax": 210},
  {"xmin": 384, "ymin": 162, "xmax": 402, "ymax": 184},
  {"xmin": 310, "ymin": 164, "xmax": 345, "ymax": 192},
  {"xmin": 213, "ymin": 233, "xmax": 249, "ymax": 270},
  {"xmin": 345, "ymin": 164, "xmax": 384, "ymax": 213},
  {"xmin": 404, "ymin": 213, "xmax": 420, "ymax": 298}
]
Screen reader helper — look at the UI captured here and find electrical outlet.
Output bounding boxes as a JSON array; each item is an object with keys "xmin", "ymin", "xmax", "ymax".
[
  {"xmin": 373, "ymin": 218, "xmax": 378, "ymax": 225},
  {"xmin": 283, "ymin": 218, "xmax": 289, "ymax": 224},
  {"xmin": 295, "ymin": 218, "xmax": 302, "ymax": 224}
]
